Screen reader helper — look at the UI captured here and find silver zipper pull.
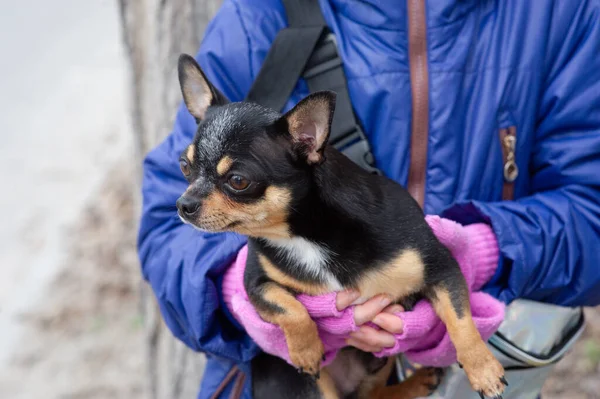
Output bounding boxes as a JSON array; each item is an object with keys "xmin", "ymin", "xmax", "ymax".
[{"xmin": 503, "ymin": 135, "xmax": 519, "ymax": 182}]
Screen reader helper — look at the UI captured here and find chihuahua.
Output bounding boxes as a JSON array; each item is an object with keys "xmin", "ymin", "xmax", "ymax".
[{"xmin": 175, "ymin": 54, "xmax": 507, "ymax": 399}]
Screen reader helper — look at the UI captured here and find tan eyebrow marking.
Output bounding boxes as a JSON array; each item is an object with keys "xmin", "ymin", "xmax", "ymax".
[{"xmin": 216, "ymin": 156, "xmax": 233, "ymax": 176}]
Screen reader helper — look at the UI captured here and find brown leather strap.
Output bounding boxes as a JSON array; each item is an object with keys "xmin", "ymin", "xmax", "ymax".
[
  {"xmin": 229, "ymin": 371, "xmax": 247, "ymax": 399},
  {"xmin": 210, "ymin": 366, "xmax": 240, "ymax": 399},
  {"xmin": 406, "ymin": 0, "xmax": 430, "ymax": 208}
]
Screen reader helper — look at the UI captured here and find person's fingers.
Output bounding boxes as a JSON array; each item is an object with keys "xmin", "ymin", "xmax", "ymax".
[
  {"xmin": 384, "ymin": 304, "xmax": 404, "ymax": 314},
  {"xmin": 346, "ymin": 338, "xmax": 382, "ymax": 353},
  {"xmin": 335, "ymin": 289, "xmax": 361, "ymax": 311},
  {"xmin": 349, "ymin": 326, "xmax": 396, "ymax": 349},
  {"xmin": 353, "ymin": 295, "xmax": 392, "ymax": 325},
  {"xmin": 372, "ymin": 312, "xmax": 404, "ymax": 334}
]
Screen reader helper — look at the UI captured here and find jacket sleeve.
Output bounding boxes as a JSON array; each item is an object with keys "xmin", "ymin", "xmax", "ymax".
[
  {"xmin": 137, "ymin": 0, "xmax": 270, "ymax": 362},
  {"xmin": 443, "ymin": 3, "xmax": 600, "ymax": 307}
]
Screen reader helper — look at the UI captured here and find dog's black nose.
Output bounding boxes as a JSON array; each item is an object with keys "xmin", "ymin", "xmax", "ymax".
[{"xmin": 177, "ymin": 196, "xmax": 201, "ymax": 216}]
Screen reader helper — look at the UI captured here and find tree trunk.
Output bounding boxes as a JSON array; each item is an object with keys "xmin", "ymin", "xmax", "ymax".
[{"xmin": 117, "ymin": 1, "xmax": 221, "ymax": 397}]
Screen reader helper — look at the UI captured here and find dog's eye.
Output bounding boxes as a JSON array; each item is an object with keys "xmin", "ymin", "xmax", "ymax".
[
  {"xmin": 180, "ymin": 159, "xmax": 191, "ymax": 177},
  {"xmin": 228, "ymin": 175, "xmax": 250, "ymax": 191}
]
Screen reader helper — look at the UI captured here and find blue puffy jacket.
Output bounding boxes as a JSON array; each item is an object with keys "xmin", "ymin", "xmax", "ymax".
[{"xmin": 138, "ymin": 0, "xmax": 600, "ymax": 397}]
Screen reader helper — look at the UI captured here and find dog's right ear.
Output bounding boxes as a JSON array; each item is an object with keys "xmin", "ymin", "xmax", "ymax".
[
  {"xmin": 279, "ymin": 91, "xmax": 337, "ymax": 165},
  {"xmin": 178, "ymin": 54, "xmax": 228, "ymax": 121}
]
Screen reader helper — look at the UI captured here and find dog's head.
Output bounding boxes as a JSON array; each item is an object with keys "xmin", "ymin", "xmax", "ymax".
[{"xmin": 175, "ymin": 54, "xmax": 336, "ymax": 239}]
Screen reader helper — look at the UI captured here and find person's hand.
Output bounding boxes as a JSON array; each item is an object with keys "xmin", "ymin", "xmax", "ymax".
[{"xmin": 335, "ymin": 290, "xmax": 405, "ymax": 353}]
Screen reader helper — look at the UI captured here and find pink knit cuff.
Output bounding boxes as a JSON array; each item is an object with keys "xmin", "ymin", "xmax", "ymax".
[
  {"xmin": 297, "ymin": 293, "xmax": 358, "ymax": 335},
  {"xmin": 297, "ymin": 293, "xmax": 343, "ymax": 318},
  {"xmin": 373, "ymin": 300, "xmax": 439, "ymax": 358},
  {"xmin": 221, "ymin": 245, "xmax": 248, "ymax": 319},
  {"xmin": 464, "ymin": 223, "xmax": 500, "ymax": 291}
]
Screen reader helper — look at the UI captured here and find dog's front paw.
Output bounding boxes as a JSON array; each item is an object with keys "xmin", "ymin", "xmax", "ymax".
[
  {"xmin": 459, "ymin": 343, "xmax": 507, "ymax": 398},
  {"xmin": 288, "ymin": 338, "xmax": 324, "ymax": 379}
]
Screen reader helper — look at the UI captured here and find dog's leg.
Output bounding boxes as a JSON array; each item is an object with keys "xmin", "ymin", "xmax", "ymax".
[
  {"xmin": 366, "ymin": 366, "xmax": 444, "ymax": 399},
  {"xmin": 427, "ymin": 277, "xmax": 506, "ymax": 398},
  {"xmin": 315, "ymin": 370, "xmax": 339, "ymax": 399},
  {"xmin": 248, "ymin": 281, "xmax": 324, "ymax": 378}
]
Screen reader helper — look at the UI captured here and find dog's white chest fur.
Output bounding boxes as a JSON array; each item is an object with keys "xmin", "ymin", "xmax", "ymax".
[{"xmin": 266, "ymin": 237, "xmax": 343, "ymax": 291}]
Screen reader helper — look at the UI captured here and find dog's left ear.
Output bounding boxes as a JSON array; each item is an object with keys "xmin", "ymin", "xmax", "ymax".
[
  {"xmin": 178, "ymin": 54, "xmax": 228, "ymax": 121},
  {"xmin": 280, "ymin": 91, "xmax": 336, "ymax": 164}
]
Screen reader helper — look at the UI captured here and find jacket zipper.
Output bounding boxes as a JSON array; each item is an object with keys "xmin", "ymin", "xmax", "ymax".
[
  {"xmin": 406, "ymin": 0, "xmax": 430, "ymax": 208},
  {"xmin": 499, "ymin": 126, "xmax": 518, "ymax": 200}
]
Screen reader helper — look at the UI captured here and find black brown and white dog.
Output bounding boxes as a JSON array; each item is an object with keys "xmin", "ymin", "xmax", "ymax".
[{"xmin": 175, "ymin": 54, "xmax": 507, "ymax": 399}]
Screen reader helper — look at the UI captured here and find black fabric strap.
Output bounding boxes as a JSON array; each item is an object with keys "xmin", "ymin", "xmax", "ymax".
[
  {"xmin": 245, "ymin": 0, "xmax": 380, "ymax": 174},
  {"xmin": 282, "ymin": 0, "xmax": 326, "ymax": 27},
  {"xmin": 244, "ymin": 27, "xmax": 323, "ymax": 110},
  {"xmin": 245, "ymin": 0, "xmax": 325, "ymax": 110}
]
